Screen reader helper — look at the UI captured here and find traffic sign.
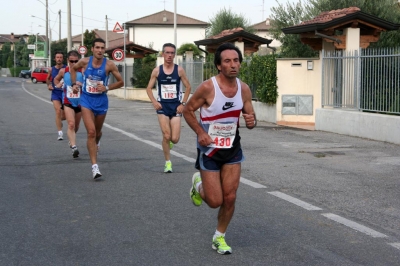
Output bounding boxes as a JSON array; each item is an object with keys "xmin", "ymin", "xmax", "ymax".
[
  {"xmin": 112, "ymin": 49, "xmax": 124, "ymax": 61},
  {"xmin": 113, "ymin": 22, "xmax": 123, "ymax": 32},
  {"xmin": 78, "ymin": 46, "xmax": 87, "ymax": 55}
]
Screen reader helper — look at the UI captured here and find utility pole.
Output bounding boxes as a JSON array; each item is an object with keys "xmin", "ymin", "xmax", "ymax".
[
  {"xmin": 81, "ymin": 0, "xmax": 83, "ymax": 46},
  {"xmin": 105, "ymin": 15, "xmax": 109, "ymax": 48},
  {"xmin": 174, "ymin": 0, "xmax": 177, "ymax": 49},
  {"xmin": 45, "ymin": 0, "xmax": 49, "ymax": 66},
  {"xmin": 59, "ymin": 10, "xmax": 61, "ymax": 41},
  {"xmin": 67, "ymin": 0, "xmax": 72, "ymax": 52}
]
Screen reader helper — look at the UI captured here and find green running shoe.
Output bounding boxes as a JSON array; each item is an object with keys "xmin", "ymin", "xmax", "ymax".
[
  {"xmin": 212, "ymin": 235, "xmax": 232, "ymax": 255},
  {"xmin": 190, "ymin": 172, "xmax": 202, "ymax": 206},
  {"xmin": 164, "ymin": 161, "xmax": 173, "ymax": 173},
  {"xmin": 169, "ymin": 141, "xmax": 174, "ymax": 149}
]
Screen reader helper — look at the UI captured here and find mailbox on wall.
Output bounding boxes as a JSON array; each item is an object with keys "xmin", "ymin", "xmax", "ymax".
[{"xmin": 282, "ymin": 95, "xmax": 313, "ymax": 115}]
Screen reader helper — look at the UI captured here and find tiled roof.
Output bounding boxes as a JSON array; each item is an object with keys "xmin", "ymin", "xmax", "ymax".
[
  {"xmin": 71, "ymin": 29, "xmax": 122, "ymax": 43},
  {"xmin": 0, "ymin": 33, "xmax": 44, "ymax": 43},
  {"xmin": 195, "ymin": 27, "xmax": 272, "ymax": 46},
  {"xmin": 208, "ymin": 28, "xmax": 244, "ymax": 39},
  {"xmin": 126, "ymin": 10, "xmax": 208, "ymax": 26},
  {"xmin": 300, "ymin": 7, "xmax": 361, "ymax": 25}
]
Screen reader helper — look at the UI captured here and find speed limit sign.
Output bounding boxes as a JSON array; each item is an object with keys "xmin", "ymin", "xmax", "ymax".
[
  {"xmin": 112, "ymin": 49, "xmax": 124, "ymax": 61},
  {"xmin": 78, "ymin": 45, "xmax": 87, "ymax": 55}
]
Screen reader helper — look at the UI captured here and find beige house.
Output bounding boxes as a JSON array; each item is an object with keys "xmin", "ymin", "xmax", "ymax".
[
  {"xmin": 278, "ymin": 7, "xmax": 400, "ymax": 144},
  {"xmin": 71, "ymin": 29, "xmax": 123, "ymax": 51},
  {"xmin": 251, "ymin": 19, "xmax": 282, "ymax": 54},
  {"xmin": 125, "ymin": 10, "xmax": 209, "ymax": 52}
]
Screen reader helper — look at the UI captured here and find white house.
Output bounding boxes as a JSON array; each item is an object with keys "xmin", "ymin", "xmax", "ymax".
[
  {"xmin": 124, "ymin": 10, "xmax": 209, "ymax": 52},
  {"xmin": 251, "ymin": 19, "xmax": 282, "ymax": 54}
]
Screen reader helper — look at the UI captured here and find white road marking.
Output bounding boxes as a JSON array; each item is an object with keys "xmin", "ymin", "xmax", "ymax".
[
  {"xmin": 321, "ymin": 213, "xmax": 387, "ymax": 238},
  {"xmin": 23, "ymin": 83, "xmax": 398, "ymax": 246},
  {"xmin": 388, "ymin": 243, "xmax": 400, "ymax": 250},
  {"xmin": 103, "ymin": 123, "xmax": 196, "ymax": 163},
  {"xmin": 268, "ymin": 191, "xmax": 322, "ymax": 211},
  {"xmin": 240, "ymin": 177, "xmax": 266, "ymax": 188}
]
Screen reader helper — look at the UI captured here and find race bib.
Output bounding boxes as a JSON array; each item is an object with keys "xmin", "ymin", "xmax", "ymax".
[
  {"xmin": 86, "ymin": 79, "xmax": 103, "ymax": 94},
  {"xmin": 207, "ymin": 122, "xmax": 237, "ymax": 148},
  {"xmin": 161, "ymin": 84, "xmax": 177, "ymax": 99},
  {"xmin": 67, "ymin": 85, "xmax": 80, "ymax": 98}
]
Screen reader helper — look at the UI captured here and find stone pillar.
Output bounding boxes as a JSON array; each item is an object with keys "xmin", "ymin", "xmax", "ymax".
[
  {"xmin": 185, "ymin": 50, "xmax": 193, "ymax": 61},
  {"xmin": 344, "ymin": 27, "xmax": 360, "ymax": 51},
  {"xmin": 234, "ymin": 41, "xmax": 244, "ymax": 57}
]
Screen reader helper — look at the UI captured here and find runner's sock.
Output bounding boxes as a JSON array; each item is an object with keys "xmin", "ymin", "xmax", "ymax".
[{"xmin": 214, "ymin": 230, "xmax": 225, "ymax": 238}]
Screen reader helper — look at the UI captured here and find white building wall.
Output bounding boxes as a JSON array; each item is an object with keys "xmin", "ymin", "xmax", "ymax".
[
  {"xmin": 254, "ymin": 30, "xmax": 281, "ymax": 47},
  {"xmin": 131, "ymin": 26, "xmax": 206, "ymax": 51}
]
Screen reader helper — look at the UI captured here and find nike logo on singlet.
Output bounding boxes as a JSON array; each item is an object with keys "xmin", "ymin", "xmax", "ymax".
[{"xmin": 222, "ymin": 102, "xmax": 235, "ymax": 110}]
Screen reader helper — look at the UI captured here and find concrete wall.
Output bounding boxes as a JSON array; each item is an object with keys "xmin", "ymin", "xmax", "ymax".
[
  {"xmin": 0, "ymin": 68, "xmax": 11, "ymax": 77},
  {"xmin": 107, "ymin": 88, "xmax": 153, "ymax": 102},
  {"xmin": 276, "ymin": 58, "xmax": 321, "ymax": 125},
  {"xmin": 253, "ymin": 102, "xmax": 276, "ymax": 123},
  {"xmin": 316, "ymin": 108, "xmax": 400, "ymax": 145},
  {"xmin": 107, "ymin": 88, "xmax": 276, "ymax": 123}
]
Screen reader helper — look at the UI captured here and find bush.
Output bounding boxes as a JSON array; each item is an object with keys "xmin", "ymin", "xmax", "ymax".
[
  {"xmin": 132, "ymin": 54, "xmax": 157, "ymax": 88},
  {"xmin": 9, "ymin": 66, "xmax": 30, "ymax": 77},
  {"xmin": 239, "ymin": 54, "xmax": 278, "ymax": 104}
]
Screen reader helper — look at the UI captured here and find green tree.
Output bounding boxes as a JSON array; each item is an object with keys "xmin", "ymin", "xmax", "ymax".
[
  {"xmin": 83, "ymin": 30, "xmax": 97, "ymax": 57},
  {"xmin": 207, "ymin": 7, "xmax": 255, "ymax": 37},
  {"xmin": 270, "ymin": 0, "xmax": 400, "ymax": 57},
  {"xmin": 132, "ymin": 53, "xmax": 157, "ymax": 88},
  {"xmin": 1, "ymin": 43, "xmax": 11, "ymax": 68},
  {"xmin": 50, "ymin": 39, "xmax": 68, "ymax": 65},
  {"xmin": 177, "ymin": 43, "xmax": 203, "ymax": 59}
]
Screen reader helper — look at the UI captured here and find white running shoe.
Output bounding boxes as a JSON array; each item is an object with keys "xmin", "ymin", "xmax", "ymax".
[
  {"xmin": 92, "ymin": 165, "xmax": 102, "ymax": 179},
  {"xmin": 57, "ymin": 131, "xmax": 63, "ymax": 141}
]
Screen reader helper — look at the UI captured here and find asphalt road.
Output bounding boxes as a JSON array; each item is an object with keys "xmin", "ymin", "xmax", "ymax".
[{"xmin": 0, "ymin": 77, "xmax": 399, "ymax": 265}]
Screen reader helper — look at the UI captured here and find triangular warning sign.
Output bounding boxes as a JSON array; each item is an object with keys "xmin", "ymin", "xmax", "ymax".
[{"xmin": 113, "ymin": 22, "xmax": 123, "ymax": 32}]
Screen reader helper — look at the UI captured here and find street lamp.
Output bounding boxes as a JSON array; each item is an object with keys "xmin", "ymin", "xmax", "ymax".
[{"xmin": 0, "ymin": 36, "xmax": 16, "ymax": 77}]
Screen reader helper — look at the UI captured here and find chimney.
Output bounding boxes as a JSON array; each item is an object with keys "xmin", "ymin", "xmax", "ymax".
[{"xmin": 11, "ymin": 33, "xmax": 14, "ymax": 39}]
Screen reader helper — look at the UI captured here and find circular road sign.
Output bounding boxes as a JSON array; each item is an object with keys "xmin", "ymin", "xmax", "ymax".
[
  {"xmin": 78, "ymin": 46, "xmax": 87, "ymax": 55},
  {"xmin": 112, "ymin": 49, "xmax": 124, "ymax": 61}
]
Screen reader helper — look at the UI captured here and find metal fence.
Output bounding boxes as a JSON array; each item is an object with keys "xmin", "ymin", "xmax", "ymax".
[
  {"xmin": 180, "ymin": 58, "xmax": 259, "ymax": 99},
  {"xmin": 179, "ymin": 59, "xmax": 219, "ymax": 92},
  {"xmin": 108, "ymin": 64, "xmax": 134, "ymax": 87},
  {"xmin": 322, "ymin": 48, "xmax": 400, "ymax": 114}
]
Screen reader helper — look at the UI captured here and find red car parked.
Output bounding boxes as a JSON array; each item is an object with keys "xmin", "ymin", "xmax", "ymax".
[{"xmin": 31, "ymin": 67, "xmax": 50, "ymax": 83}]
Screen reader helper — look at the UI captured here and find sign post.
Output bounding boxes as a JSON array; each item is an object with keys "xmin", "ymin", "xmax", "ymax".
[
  {"xmin": 112, "ymin": 49, "xmax": 124, "ymax": 61},
  {"xmin": 78, "ymin": 45, "xmax": 87, "ymax": 57}
]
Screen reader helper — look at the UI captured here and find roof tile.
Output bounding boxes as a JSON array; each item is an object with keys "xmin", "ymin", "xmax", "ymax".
[{"xmin": 300, "ymin": 7, "xmax": 361, "ymax": 25}]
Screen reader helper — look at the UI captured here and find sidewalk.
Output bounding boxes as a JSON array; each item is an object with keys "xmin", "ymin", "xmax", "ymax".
[{"xmin": 107, "ymin": 87, "xmax": 316, "ymax": 131}]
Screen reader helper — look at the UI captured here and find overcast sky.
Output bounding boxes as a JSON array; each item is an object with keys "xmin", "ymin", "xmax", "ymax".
[{"xmin": 2, "ymin": 0, "xmax": 295, "ymax": 39}]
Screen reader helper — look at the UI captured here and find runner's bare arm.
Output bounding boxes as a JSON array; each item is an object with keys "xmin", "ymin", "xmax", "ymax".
[
  {"xmin": 176, "ymin": 67, "xmax": 191, "ymax": 114},
  {"xmin": 70, "ymin": 58, "xmax": 88, "ymax": 93},
  {"xmin": 46, "ymin": 68, "xmax": 52, "ymax": 90},
  {"xmin": 104, "ymin": 61, "xmax": 124, "ymax": 92},
  {"xmin": 146, "ymin": 67, "xmax": 162, "ymax": 110},
  {"xmin": 183, "ymin": 80, "xmax": 214, "ymax": 146},
  {"xmin": 241, "ymin": 82, "xmax": 257, "ymax": 129},
  {"xmin": 53, "ymin": 68, "xmax": 65, "ymax": 88},
  {"xmin": 178, "ymin": 66, "xmax": 191, "ymax": 103}
]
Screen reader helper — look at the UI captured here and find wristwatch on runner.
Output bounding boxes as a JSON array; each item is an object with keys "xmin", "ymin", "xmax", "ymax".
[{"xmin": 181, "ymin": 102, "xmax": 186, "ymax": 106}]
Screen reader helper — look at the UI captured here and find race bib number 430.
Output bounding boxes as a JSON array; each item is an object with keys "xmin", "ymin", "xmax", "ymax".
[
  {"xmin": 207, "ymin": 123, "xmax": 237, "ymax": 148},
  {"xmin": 161, "ymin": 84, "xmax": 177, "ymax": 99}
]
